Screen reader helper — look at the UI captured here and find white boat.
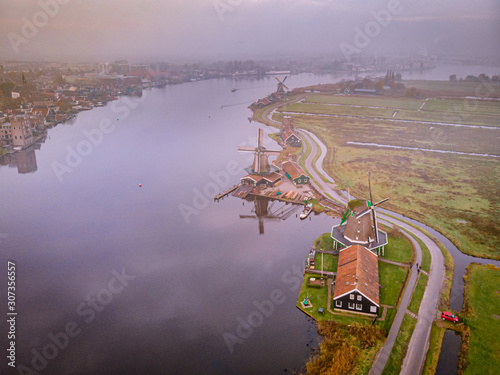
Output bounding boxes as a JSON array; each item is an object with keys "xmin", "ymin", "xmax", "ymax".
[{"xmin": 300, "ymin": 203, "xmax": 313, "ymax": 220}]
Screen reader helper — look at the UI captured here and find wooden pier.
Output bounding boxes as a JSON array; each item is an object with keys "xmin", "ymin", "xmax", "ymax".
[{"xmin": 214, "ymin": 184, "xmax": 240, "ymax": 201}]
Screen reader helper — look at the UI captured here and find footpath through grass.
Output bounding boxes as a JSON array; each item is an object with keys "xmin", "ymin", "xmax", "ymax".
[
  {"xmin": 381, "ymin": 314, "xmax": 417, "ymax": 375},
  {"xmin": 462, "ymin": 263, "xmax": 500, "ymax": 375}
]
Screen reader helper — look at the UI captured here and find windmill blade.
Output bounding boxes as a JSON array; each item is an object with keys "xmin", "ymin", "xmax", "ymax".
[
  {"xmin": 264, "ymin": 150, "xmax": 281, "ymax": 155},
  {"xmin": 258, "ymin": 128, "xmax": 264, "ymax": 147},
  {"xmin": 355, "ymin": 209, "xmax": 371, "ymax": 219},
  {"xmin": 372, "ymin": 198, "xmax": 389, "ymax": 207},
  {"xmin": 282, "ymin": 76, "xmax": 287, "ymax": 83},
  {"xmin": 372, "ymin": 209, "xmax": 379, "ymax": 243},
  {"xmin": 238, "ymin": 146, "xmax": 255, "ymax": 152},
  {"xmin": 283, "ymin": 84, "xmax": 289, "ymax": 91},
  {"xmin": 368, "ymin": 171, "xmax": 373, "ymax": 205},
  {"xmin": 275, "ymin": 77, "xmax": 282, "ymax": 83}
]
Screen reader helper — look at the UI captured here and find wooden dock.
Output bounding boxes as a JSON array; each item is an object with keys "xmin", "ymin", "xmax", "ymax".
[{"xmin": 214, "ymin": 184, "xmax": 240, "ymax": 201}]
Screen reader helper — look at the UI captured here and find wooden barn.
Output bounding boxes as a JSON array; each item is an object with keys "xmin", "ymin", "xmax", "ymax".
[
  {"xmin": 281, "ymin": 126, "xmax": 301, "ymax": 147},
  {"xmin": 333, "ymin": 244, "xmax": 379, "ymax": 316},
  {"xmin": 240, "ymin": 172, "xmax": 283, "ymax": 188},
  {"xmin": 282, "ymin": 161, "xmax": 309, "ymax": 185}
]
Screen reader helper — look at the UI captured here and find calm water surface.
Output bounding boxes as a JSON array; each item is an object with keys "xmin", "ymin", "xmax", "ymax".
[{"xmin": 1, "ymin": 67, "xmax": 497, "ymax": 374}]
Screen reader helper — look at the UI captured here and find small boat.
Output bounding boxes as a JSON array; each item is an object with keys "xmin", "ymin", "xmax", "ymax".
[
  {"xmin": 300, "ymin": 203, "xmax": 313, "ymax": 220},
  {"xmin": 231, "ymin": 88, "xmax": 237, "ymax": 92}
]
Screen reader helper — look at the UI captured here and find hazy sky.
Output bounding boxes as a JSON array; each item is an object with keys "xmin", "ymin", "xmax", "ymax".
[{"xmin": 0, "ymin": 0, "xmax": 499, "ymax": 62}]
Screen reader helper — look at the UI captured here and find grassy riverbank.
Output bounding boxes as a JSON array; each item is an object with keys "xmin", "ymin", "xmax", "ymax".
[
  {"xmin": 460, "ymin": 263, "xmax": 500, "ymax": 374},
  {"xmin": 275, "ymin": 80, "xmax": 500, "ymax": 260}
]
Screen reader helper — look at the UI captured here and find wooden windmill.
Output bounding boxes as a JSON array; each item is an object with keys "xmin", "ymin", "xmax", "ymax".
[
  {"xmin": 275, "ymin": 76, "xmax": 289, "ymax": 93},
  {"xmin": 238, "ymin": 128, "xmax": 281, "ymax": 174},
  {"xmin": 333, "ymin": 172, "xmax": 389, "ymax": 252}
]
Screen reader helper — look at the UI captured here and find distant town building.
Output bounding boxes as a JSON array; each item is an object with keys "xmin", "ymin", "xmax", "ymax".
[
  {"xmin": 281, "ymin": 161, "xmax": 309, "ymax": 185},
  {"xmin": 333, "ymin": 244, "xmax": 379, "ymax": 316},
  {"xmin": 11, "ymin": 86, "xmax": 23, "ymax": 99},
  {"xmin": 2, "ymin": 117, "xmax": 34, "ymax": 147}
]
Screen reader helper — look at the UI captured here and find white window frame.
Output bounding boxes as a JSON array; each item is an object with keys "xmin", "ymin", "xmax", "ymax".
[
  {"xmin": 335, "ymin": 300, "xmax": 342, "ymax": 308},
  {"xmin": 370, "ymin": 306, "xmax": 377, "ymax": 313},
  {"xmin": 356, "ymin": 304, "xmax": 362, "ymax": 311},
  {"xmin": 348, "ymin": 302, "xmax": 355, "ymax": 310},
  {"xmin": 350, "ymin": 294, "xmax": 354, "ymax": 300},
  {"xmin": 357, "ymin": 295, "xmax": 362, "ymax": 301}
]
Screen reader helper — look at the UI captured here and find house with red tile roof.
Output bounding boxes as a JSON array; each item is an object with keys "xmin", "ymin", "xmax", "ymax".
[{"xmin": 333, "ymin": 244, "xmax": 379, "ymax": 316}]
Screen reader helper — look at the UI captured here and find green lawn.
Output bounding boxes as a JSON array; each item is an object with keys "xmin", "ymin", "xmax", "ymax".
[
  {"xmin": 379, "ymin": 262, "xmax": 408, "ymax": 306},
  {"xmin": 381, "ymin": 314, "xmax": 417, "ymax": 375},
  {"xmin": 408, "ymin": 273, "xmax": 428, "ymax": 315},
  {"xmin": 463, "ymin": 264, "xmax": 500, "ymax": 375},
  {"xmin": 314, "ymin": 252, "xmax": 338, "ymax": 273},
  {"xmin": 382, "ymin": 234, "xmax": 413, "ymax": 264},
  {"xmin": 296, "ymin": 274, "xmax": 369, "ymax": 325},
  {"xmin": 314, "ymin": 232, "xmax": 334, "ymax": 251}
]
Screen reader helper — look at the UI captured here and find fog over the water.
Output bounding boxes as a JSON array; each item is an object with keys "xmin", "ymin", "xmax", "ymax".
[{"xmin": 0, "ymin": 0, "xmax": 499, "ymax": 62}]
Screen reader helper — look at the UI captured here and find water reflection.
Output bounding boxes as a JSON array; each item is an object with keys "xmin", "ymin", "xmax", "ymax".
[
  {"xmin": 239, "ymin": 196, "xmax": 301, "ymax": 235},
  {"xmin": 0, "ymin": 145, "xmax": 38, "ymax": 174}
]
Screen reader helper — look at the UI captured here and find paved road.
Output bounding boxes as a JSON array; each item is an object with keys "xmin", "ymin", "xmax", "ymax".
[
  {"xmin": 369, "ymin": 218, "xmax": 423, "ymax": 375},
  {"xmin": 284, "ymin": 124, "xmax": 445, "ymax": 374}
]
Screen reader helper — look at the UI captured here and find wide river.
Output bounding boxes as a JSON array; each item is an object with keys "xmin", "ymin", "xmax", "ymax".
[{"xmin": 1, "ymin": 65, "xmax": 498, "ymax": 374}]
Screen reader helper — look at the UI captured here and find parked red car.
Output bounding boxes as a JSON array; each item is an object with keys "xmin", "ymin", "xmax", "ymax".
[{"xmin": 441, "ymin": 311, "xmax": 458, "ymax": 323}]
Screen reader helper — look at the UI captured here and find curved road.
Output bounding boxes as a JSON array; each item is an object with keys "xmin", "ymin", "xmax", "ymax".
[
  {"xmin": 257, "ymin": 103, "xmax": 446, "ymax": 374},
  {"xmin": 297, "ymin": 129, "xmax": 445, "ymax": 375}
]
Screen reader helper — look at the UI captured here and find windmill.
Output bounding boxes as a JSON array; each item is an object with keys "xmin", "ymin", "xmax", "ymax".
[
  {"xmin": 337, "ymin": 172, "xmax": 389, "ymax": 245},
  {"xmin": 238, "ymin": 128, "xmax": 281, "ymax": 174},
  {"xmin": 355, "ymin": 172, "xmax": 389, "ymax": 243},
  {"xmin": 275, "ymin": 76, "xmax": 289, "ymax": 93}
]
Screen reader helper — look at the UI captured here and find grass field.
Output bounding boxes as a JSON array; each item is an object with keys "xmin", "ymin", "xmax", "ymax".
[
  {"xmin": 408, "ymin": 273, "xmax": 428, "ymax": 315},
  {"xmin": 276, "ymin": 80, "xmax": 500, "ymax": 259},
  {"xmin": 381, "ymin": 314, "xmax": 417, "ymax": 375},
  {"xmin": 303, "ymin": 94, "xmax": 423, "ymax": 110},
  {"xmin": 462, "ymin": 264, "xmax": 500, "ymax": 375},
  {"xmin": 379, "ymin": 262, "xmax": 408, "ymax": 306},
  {"xmin": 314, "ymin": 252, "xmax": 338, "ymax": 273},
  {"xmin": 381, "ymin": 234, "xmax": 413, "ymax": 264}
]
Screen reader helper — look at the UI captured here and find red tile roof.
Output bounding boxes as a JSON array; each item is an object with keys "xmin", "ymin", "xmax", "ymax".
[
  {"xmin": 333, "ymin": 245, "xmax": 379, "ymax": 306},
  {"xmin": 282, "ymin": 160, "xmax": 307, "ymax": 180}
]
